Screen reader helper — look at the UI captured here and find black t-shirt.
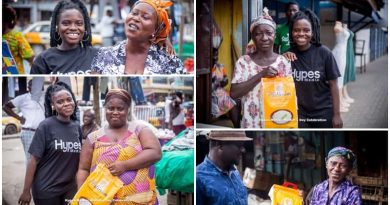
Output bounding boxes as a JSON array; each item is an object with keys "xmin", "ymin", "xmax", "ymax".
[
  {"xmin": 30, "ymin": 46, "xmax": 98, "ymax": 75},
  {"xmin": 29, "ymin": 116, "xmax": 82, "ymax": 199},
  {"xmin": 290, "ymin": 45, "xmax": 341, "ymax": 118}
]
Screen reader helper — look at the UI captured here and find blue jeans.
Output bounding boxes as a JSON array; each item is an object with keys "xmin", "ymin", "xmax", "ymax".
[{"xmin": 128, "ymin": 77, "xmax": 146, "ymax": 105}]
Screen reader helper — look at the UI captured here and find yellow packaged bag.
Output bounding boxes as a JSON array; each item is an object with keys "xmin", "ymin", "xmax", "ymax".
[
  {"xmin": 269, "ymin": 182, "xmax": 303, "ymax": 205},
  {"xmin": 71, "ymin": 163, "xmax": 123, "ymax": 205},
  {"xmin": 260, "ymin": 76, "xmax": 298, "ymax": 128}
]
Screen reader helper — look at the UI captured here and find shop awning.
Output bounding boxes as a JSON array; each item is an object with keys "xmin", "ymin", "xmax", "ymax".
[{"xmin": 331, "ymin": 0, "xmax": 384, "ymax": 18}]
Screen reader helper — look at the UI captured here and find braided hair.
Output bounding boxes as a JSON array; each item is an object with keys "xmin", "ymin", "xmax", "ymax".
[
  {"xmin": 288, "ymin": 9, "xmax": 321, "ymax": 48},
  {"xmin": 50, "ymin": 0, "xmax": 92, "ymax": 47},
  {"xmin": 44, "ymin": 82, "xmax": 78, "ymax": 121}
]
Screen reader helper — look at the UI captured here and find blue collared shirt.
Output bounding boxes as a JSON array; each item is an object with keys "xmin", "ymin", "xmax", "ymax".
[{"xmin": 196, "ymin": 156, "xmax": 248, "ymax": 205}]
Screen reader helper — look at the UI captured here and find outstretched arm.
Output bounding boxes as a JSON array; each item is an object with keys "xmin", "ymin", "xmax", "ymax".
[{"xmin": 3, "ymin": 102, "xmax": 25, "ymax": 124}]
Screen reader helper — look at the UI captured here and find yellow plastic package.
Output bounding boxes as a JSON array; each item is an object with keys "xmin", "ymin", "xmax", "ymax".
[
  {"xmin": 269, "ymin": 182, "xmax": 303, "ymax": 205},
  {"xmin": 260, "ymin": 76, "xmax": 298, "ymax": 128},
  {"xmin": 71, "ymin": 163, "xmax": 123, "ymax": 205}
]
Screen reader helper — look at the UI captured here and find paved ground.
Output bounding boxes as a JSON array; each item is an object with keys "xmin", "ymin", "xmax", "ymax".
[
  {"xmin": 2, "ymin": 135, "xmax": 168, "ymax": 205},
  {"xmin": 340, "ymin": 54, "xmax": 388, "ymax": 128}
]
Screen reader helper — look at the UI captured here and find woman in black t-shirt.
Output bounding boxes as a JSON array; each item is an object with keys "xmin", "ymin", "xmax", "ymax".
[
  {"xmin": 30, "ymin": 0, "xmax": 97, "ymax": 75},
  {"xmin": 283, "ymin": 10, "xmax": 343, "ymax": 128},
  {"xmin": 19, "ymin": 82, "xmax": 82, "ymax": 205}
]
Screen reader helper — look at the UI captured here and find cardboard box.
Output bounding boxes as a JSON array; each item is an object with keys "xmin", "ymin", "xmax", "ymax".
[{"xmin": 243, "ymin": 168, "xmax": 280, "ymax": 191}]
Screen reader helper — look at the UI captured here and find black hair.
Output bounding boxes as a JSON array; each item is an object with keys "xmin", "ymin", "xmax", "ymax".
[
  {"xmin": 3, "ymin": 5, "xmax": 17, "ymax": 30},
  {"xmin": 44, "ymin": 82, "xmax": 78, "ymax": 121},
  {"xmin": 285, "ymin": 1, "xmax": 299, "ymax": 12},
  {"xmin": 50, "ymin": 0, "xmax": 92, "ymax": 47},
  {"xmin": 83, "ymin": 109, "xmax": 95, "ymax": 119},
  {"xmin": 175, "ymin": 91, "xmax": 183, "ymax": 100},
  {"xmin": 288, "ymin": 9, "xmax": 321, "ymax": 48}
]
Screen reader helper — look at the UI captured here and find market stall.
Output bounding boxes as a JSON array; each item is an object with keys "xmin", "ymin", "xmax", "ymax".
[{"xmin": 156, "ymin": 128, "xmax": 194, "ymax": 205}]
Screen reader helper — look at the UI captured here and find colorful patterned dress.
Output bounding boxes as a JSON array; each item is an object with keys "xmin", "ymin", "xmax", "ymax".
[
  {"xmin": 88, "ymin": 124, "xmax": 158, "ymax": 205},
  {"xmin": 2, "ymin": 30, "xmax": 34, "ymax": 74},
  {"xmin": 232, "ymin": 55, "xmax": 292, "ymax": 128},
  {"xmin": 90, "ymin": 40, "xmax": 184, "ymax": 75}
]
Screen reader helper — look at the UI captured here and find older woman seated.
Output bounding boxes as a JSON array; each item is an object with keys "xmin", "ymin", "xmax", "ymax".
[
  {"xmin": 307, "ymin": 146, "xmax": 361, "ymax": 204},
  {"xmin": 76, "ymin": 89, "xmax": 162, "ymax": 204},
  {"xmin": 91, "ymin": 0, "xmax": 184, "ymax": 75}
]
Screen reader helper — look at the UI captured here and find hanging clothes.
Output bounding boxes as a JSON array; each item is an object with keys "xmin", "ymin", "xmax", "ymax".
[
  {"xmin": 82, "ymin": 77, "xmax": 98, "ymax": 102},
  {"xmin": 31, "ymin": 77, "xmax": 44, "ymax": 103},
  {"xmin": 344, "ymin": 29, "xmax": 356, "ymax": 84},
  {"xmin": 128, "ymin": 77, "xmax": 146, "ymax": 105},
  {"xmin": 332, "ymin": 28, "xmax": 350, "ymax": 89},
  {"xmin": 8, "ymin": 77, "xmax": 15, "ymax": 98},
  {"xmin": 18, "ymin": 77, "xmax": 27, "ymax": 95},
  {"xmin": 2, "ymin": 77, "xmax": 9, "ymax": 105}
]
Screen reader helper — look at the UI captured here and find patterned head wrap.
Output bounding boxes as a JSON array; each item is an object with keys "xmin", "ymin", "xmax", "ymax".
[
  {"xmin": 136, "ymin": 0, "xmax": 173, "ymax": 44},
  {"xmin": 105, "ymin": 89, "xmax": 132, "ymax": 107},
  {"xmin": 246, "ymin": 7, "xmax": 276, "ymax": 54},
  {"xmin": 326, "ymin": 147, "xmax": 356, "ymax": 168},
  {"xmin": 250, "ymin": 7, "xmax": 276, "ymax": 33}
]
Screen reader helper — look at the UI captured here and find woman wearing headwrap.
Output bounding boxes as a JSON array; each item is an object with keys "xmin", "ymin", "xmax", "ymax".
[
  {"xmin": 91, "ymin": 0, "xmax": 184, "ymax": 74},
  {"xmin": 230, "ymin": 8, "xmax": 292, "ymax": 128},
  {"xmin": 307, "ymin": 146, "xmax": 361, "ymax": 205},
  {"xmin": 76, "ymin": 89, "xmax": 162, "ymax": 204}
]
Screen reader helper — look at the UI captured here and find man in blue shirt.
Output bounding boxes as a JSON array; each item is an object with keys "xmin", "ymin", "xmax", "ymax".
[{"xmin": 196, "ymin": 131, "xmax": 252, "ymax": 205}]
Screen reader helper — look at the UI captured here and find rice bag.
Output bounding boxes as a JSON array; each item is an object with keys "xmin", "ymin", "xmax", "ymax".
[
  {"xmin": 260, "ymin": 76, "xmax": 298, "ymax": 128},
  {"xmin": 71, "ymin": 163, "xmax": 123, "ymax": 205}
]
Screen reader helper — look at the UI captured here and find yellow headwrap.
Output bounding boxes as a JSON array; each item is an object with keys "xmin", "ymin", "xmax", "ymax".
[{"xmin": 137, "ymin": 0, "xmax": 173, "ymax": 44}]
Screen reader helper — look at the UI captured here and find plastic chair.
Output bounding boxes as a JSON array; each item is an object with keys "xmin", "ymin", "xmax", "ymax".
[{"xmin": 355, "ymin": 39, "xmax": 366, "ymax": 73}]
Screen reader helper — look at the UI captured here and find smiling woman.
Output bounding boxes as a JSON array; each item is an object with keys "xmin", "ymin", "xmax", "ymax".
[
  {"xmin": 30, "ymin": 0, "xmax": 98, "ymax": 74},
  {"xmin": 283, "ymin": 9, "xmax": 342, "ymax": 128},
  {"xmin": 91, "ymin": 0, "xmax": 184, "ymax": 75},
  {"xmin": 76, "ymin": 88, "xmax": 162, "ymax": 204},
  {"xmin": 307, "ymin": 147, "xmax": 361, "ymax": 204},
  {"xmin": 18, "ymin": 82, "xmax": 82, "ymax": 205}
]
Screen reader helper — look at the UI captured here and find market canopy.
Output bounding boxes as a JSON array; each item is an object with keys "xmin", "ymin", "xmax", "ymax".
[{"xmin": 331, "ymin": 0, "xmax": 384, "ymax": 18}]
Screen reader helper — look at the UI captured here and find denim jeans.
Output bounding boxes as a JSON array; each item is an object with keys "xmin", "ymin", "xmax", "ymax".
[{"xmin": 129, "ymin": 77, "xmax": 146, "ymax": 105}]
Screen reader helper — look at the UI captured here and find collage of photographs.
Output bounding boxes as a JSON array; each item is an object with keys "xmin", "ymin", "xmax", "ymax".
[{"xmin": 0, "ymin": 0, "xmax": 388, "ymax": 205}]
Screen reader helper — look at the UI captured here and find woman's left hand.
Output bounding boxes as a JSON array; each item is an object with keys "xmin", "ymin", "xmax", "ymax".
[
  {"xmin": 332, "ymin": 114, "xmax": 343, "ymax": 128},
  {"xmin": 283, "ymin": 52, "xmax": 297, "ymax": 61},
  {"xmin": 108, "ymin": 161, "xmax": 127, "ymax": 176}
]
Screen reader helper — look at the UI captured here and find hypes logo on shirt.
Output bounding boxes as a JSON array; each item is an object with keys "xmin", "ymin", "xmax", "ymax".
[
  {"xmin": 50, "ymin": 69, "xmax": 92, "ymax": 75},
  {"xmin": 54, "ymin": 139, "xmax": 81, "ymax": 153},
  {"xmin": 293, "ymin": 70, "xmax": 321, "ymax": 82}
]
